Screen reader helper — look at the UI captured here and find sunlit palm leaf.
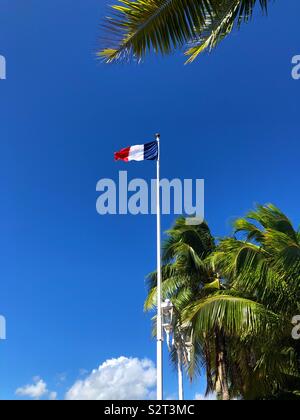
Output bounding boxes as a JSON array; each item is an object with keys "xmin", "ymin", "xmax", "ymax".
[
  {"xmin": 99, "ymin": 0, "xmax": 271, "ymax": 63},
  {"xmin": 184, "ymin": 291, "xmax": 280, "ymax": 336},
  {"xmin": 99, "ymin": 0, "xmax": 218, "ymax": 62}
]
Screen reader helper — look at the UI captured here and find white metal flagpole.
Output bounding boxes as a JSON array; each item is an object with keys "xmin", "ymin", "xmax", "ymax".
[
  {"xmin": 177, "ymin": 348, "xmax": 184, "ymax": 401},
  {"xmin": 156, "ymin": 133, "xmax": 163, "ymax": 401}
]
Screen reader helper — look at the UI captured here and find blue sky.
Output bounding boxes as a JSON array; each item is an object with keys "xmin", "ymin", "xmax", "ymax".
[{"xmin": 0, "ymin": 0, "xmax": 300, "ymax": 400}]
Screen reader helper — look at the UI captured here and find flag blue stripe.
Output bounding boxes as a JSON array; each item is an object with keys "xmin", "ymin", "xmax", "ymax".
[{"xmin": 143, "ymin": 141, "xmax": 158, "ymax": 161}]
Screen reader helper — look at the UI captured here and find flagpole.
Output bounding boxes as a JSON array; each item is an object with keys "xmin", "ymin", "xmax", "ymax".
[{"xmin": 156, "ymin": 133, "xmax": 163, "ymax": 401}]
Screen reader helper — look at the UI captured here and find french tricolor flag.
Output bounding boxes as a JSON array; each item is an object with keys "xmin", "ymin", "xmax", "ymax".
[{"xmin": 114, "ymin": 141, "xmax": 158, "ymax": 162}]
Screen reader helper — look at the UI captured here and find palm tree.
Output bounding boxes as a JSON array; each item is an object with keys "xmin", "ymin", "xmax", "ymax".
[
  {"xmin": 146, "ymin": 206, "xmax": 300, "ymax": 400},
  {"xmin": 99, "ymin": 0, "xmax": 271, "ymax": 63},
  {"xmin": 145, "ymin": 218, "xmax": 235, "ymax": 400},
  {"xmin": 184, "ymin": 204, "xmax": 300, "ymax": 399}
]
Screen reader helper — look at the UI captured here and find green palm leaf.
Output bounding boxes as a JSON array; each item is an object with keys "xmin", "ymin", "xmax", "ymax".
[
  {"xmin": 99, "ymin": 0, "xmax": 217, "ymax": 62},
  {"xmin": 184, "ymin": 292, "xmax": 280, "ymax": 336},
  {"xmin": 99, "ymin": 0, "xmax": 271, "ymax": 63}
]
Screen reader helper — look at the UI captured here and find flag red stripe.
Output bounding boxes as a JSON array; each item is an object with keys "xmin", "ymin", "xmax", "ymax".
[{"xmin": 114, "ymin": 146, "xmax": 130, "ymax": 162}]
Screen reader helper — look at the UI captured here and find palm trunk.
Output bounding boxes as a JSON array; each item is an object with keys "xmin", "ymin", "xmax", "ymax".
[
  {"xmin": 204, "ymin": 339, "xmax": 214, "ymax": 395},
  {"xmin": 215, "ymin": 330, "xmax": 230, "ymax": 401}
]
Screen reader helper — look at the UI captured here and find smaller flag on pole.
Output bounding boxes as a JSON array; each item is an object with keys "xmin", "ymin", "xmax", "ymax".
[{"xmin": 114, "ymin": 141, "xmax": 158, "ymax": 162}]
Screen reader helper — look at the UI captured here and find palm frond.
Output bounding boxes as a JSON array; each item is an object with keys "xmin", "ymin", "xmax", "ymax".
[
  {"xmin": 99, "ymin": 0, "xmax": 217, "ymax": 62},
  {"xmin": 185, "ymin": 0, "xmax": 241, "ymax": 63},
  {"xmin": 99, "ymin": 0, "xmax": 271, "ymax": 63},
  {"xmin": 184, "ymin": 291, "xmax": 280, "ymax": 337}
]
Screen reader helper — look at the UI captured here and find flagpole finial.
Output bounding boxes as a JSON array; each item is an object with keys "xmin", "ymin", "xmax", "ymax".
[{"xmin": 156, "ymin": 133, "xmax": 161, "ymax": 140}]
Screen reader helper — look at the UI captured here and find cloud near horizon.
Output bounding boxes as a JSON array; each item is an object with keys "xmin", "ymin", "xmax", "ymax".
[
  {"xmin": 65, "ymin": 356, "xmax": 156, "ymax": 401},
  {"xmin": 16, "ymin": 377, "xmax": 57, "ymax": 400}
]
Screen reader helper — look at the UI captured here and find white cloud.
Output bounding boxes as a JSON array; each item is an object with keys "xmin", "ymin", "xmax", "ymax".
[
  {"xmin": 16, "ymin": 377, "xmax": 57, "ymax": 401},
  {"xmin": 195, "ymin": 393, "xmax": 217, "ymax": 401},
  {"xmin": 48, "ymin": 391, "xmax": 57, "ymax": 401},
  {"xmin": 65, "ymin": 357, "xmax": 156, "ymax": 401},
  {"xmin": 16, "ymin": 378, "xmax": 48, "ymax": 400}
]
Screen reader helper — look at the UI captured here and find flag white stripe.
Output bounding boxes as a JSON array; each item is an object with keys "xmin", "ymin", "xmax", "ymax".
[{"xmin": 128, "ymin": 144, "xmax": 145, "ymax": 161}]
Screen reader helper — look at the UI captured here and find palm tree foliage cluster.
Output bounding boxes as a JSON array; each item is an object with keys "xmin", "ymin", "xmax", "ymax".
[
  {"xmin": 145, "ymin": 204, "xmax": 300, "ymax": 400},
  {"xmin": 99, "ymin": 0, "xmax": 271, "ymax": 63}
]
